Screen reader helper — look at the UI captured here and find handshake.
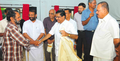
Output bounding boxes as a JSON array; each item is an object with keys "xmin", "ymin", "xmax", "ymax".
[{"xmin": 30, "ymin": 40, "xmax": 42, "ymax": 46}]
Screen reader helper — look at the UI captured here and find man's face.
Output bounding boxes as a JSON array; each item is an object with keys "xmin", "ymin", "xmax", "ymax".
[
  {"xmin": 56, "ymin": 13, "xmax": 65, "ymax": 23},
  {"xmin": 49, "ymin": 10, "xmax": 55, "ymax": 19},
  {"xmin": 29, "ymin": 12, "xmax": 36, "ymax": 21},
  {"xmin": 96, "ymin": 4, "xmax": 105, "ymax": 19},
  {"xmin": 14, "ymin": 12, "xmax": 21, "ymax": 23},
  {"xmin": 89, "ymin": 0, "xmax": 96, "ymax": 9},
  {"xmin": 78, "ymin": 6, "xmax": 84, "ymax": 14},
  {"xmin": 65, "ymin": 10, "xmax": 71, "ymax": 19}
]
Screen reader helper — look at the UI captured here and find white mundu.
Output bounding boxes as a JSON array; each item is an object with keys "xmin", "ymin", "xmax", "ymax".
[
  {"xmin": 23, "ymin": 19, "xmax": 45, "ymax": 61},
  {"xmin": 0, "ymin": 18, "xmax": 8, "ymax": 44},
  {"xmin": 49, "ymin": 20, "xmax": 78, "ymax": 61},
  {"xmin": 90, "ymin": 14, "xmax": 120, "ymax": 61}
]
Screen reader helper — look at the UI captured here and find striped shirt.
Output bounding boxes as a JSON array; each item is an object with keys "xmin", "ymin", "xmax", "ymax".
[{"xmin": 2, "ymin": 22, "xmax": 29, "ymax": 61}]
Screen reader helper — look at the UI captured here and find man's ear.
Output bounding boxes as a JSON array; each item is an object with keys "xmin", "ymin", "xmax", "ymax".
[
  {"xmin": 10, "ymin": 17, "xmax": 14, "ymax": 21},
  {"xmin": 84, "ymin": 8, "xmax": 86, "ymax": 10},
  {"xmin": 35, "ymin": 14, "xmax": 37, "ymax": 18},
  {"xmin": 70, "ymin": 13, "xmax": 71, "ymax": 16}
]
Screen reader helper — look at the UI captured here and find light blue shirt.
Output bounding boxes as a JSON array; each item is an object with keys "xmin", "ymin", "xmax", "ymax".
[{"xmin": 81, "ymin": 8, "xmax": 98, "ymax": 31}]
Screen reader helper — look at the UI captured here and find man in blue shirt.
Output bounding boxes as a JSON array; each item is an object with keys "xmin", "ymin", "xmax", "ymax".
[{"xmin": 81, "ymin": 0, "xmax": 98, "ymax": 61}]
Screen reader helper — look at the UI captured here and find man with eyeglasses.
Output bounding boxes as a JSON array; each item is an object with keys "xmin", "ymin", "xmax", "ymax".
[
  {"xmin": 43, "ymin": 9, "xmax": 56, "ymax": 61},
  {"xmin": 39, "ymin": 10, "xmax": 78, "ymax": 61}
]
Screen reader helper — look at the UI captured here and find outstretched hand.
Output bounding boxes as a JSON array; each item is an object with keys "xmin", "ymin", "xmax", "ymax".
[
  {"xmin": 33, "ymin": 41, "xmax": 40, "ymax": 46},
  {"xmin": 38, "ymin": 41, "xmax": 42, "ymax": 45}
]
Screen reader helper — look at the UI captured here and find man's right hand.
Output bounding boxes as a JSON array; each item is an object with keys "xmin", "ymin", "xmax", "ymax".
[
  {"xmin": 47, "ymin": 39, "xmax": 53, "ymax": 44},
  {"xmin": 89, "ymin": 12, "xmax": 94, "ymax": 18},
  {"xmin": 33, "ymin": 41, "xmax": 40, "ymax": 46}
]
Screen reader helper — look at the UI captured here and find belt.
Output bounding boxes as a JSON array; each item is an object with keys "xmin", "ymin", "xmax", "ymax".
[
  {"xmin": 78, "ymin": 30, "xmax": 85, "ymax": 32},
  {"xmin": 85, "ymin": 30, "xmax": 95, "ymax": 32}
]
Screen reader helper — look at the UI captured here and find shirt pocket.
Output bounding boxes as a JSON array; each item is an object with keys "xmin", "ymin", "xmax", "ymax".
[{"xmin": 36, "ymin": 26, "xmax": 41, "ymax": 33}]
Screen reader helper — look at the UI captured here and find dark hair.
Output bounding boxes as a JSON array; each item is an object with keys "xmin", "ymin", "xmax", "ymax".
[
  {"xmin": 5, "ymin": 8, "xmax": 12, "ymax": 13},
  {"xmin": 29, "ymin": 7, "xmax": 37, "ymax": 14},
  {"xmin": 98, "ymin": 1, "xmax": 109, "ymax": 12},
  {"xmin": 56, "ymin": 10, "xmax": 66, "ymax": 17},
  {"xmin": 14, "ymin": 10, "xmax": 18, "ymax": 12},
  {"xmin": 7, "ymin": 10, "xmax": 16, "ymax": 22},
  {"xmin": 64, "ymin": 9, "xmax": 71, "ymax": 13},
  {"xmin": 78, "ymin": 3, "xmax": 86, "ymax": 8}
]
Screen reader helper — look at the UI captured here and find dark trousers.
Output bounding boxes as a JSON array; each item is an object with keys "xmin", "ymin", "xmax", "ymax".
[
  {"xmin": 84, "ymin": 31, "xmax": 94, "ymax": 61},
  {"xmin": 76, "ymin": 30, "xmax": 85, "ymax": 59},
  {"xmin": 44, "ymin": 42, "xmax": 55, "ymax": 61}
]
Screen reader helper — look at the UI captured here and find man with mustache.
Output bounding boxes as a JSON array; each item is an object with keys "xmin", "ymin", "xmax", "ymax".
[
  {"xmin": 90, "ymin": 1, "xmax": 120, "ymax": 61},
  {"xmin": 43, "ymin": 9, "xmax": 56, "ymax": 61},
  {"xmin": 81, "ymin": 0, "xmax": 98, "ymax": 61},
  {"xmin": 2, "ymin": 10, "xmax": 39, "ymax": 61},
  {"xmin": 23, "ymin": 7, "xmax": 45, "ymax": 61},
  {"xmin": 74, "ymin": 3, "xmax": 86, "ymax": 59}
]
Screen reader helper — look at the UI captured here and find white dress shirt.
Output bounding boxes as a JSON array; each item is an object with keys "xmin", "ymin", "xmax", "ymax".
[
  {"xmin": 74, "ymin": 12, "xmax": 84, "ymax": 30},
  {"xmin": 49, "ymin": 20, "xmax": 78, "ymax": 56},
  {"xmin": 90, "ymin": 14, "xmax": 120, "ymax": 59},
  {"xmin": 66, "ymin": 18, "xmax": 77, "ymax": 31},
  {"xmin": 23, "ymin": 19, "xmax": 45, "ymax": 49},
  {"xmin": 0, "ymin": 18, "xmax": 8, "ymax": 44}
]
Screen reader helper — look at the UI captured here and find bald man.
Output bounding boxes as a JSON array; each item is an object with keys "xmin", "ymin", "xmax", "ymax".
[
  {"xmin": 43, "ymin": 9, "xmax": 56, "ymax": 61},
  {"xmin": 90, "ymin": 1, "xmax": 120, "ymax": 61}
]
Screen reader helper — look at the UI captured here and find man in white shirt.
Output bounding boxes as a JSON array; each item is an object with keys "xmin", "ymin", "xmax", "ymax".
[
  {"xmin": 90, "ymin": 2, "xmax": 120, "ymax": 61},
  {"xmin": 74, "ymin": 3, "xmax": 86, "ymax": 59},
  {"xmin": 64, "ymin": 9, "xmax": 77, "ymax": 30},
  {"xmin": 64, "ymin": 9, "xmax": 77, "ymax": 47},
  {"xmin": 38, "ymin": 10, "xmax": 78, "ymax": 61},
  {"xmin": 23, "ymin": 7, "xmax": 44, "ymax": 61},
  {"xmin": 0, "ymin": 8, "xmax": 12, "ymax": 43}
]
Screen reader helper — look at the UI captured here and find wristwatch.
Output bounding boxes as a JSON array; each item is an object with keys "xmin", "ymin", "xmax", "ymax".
[{"xmin": 68, "ymin": 34, "xmax": 70, "ymax": 37}]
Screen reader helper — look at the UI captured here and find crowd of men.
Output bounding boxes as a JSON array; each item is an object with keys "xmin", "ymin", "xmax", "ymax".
[{"xmin": 0, "ymin": 0, "xmax": 120, "ymax": 61}]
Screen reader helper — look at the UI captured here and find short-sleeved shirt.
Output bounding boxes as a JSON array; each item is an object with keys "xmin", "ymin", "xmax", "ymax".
[
  {"xmin": 66, "ymin": 18, "xmax": 77, "ymax": 31},
  {"xmin": 74, "ymin": 12, "xmax": 84, "ymax": 30},
  {"xmin": 0, "ymin": 18, "xmax": 8, "ymax": 43},
  {"xmin": 90, "ymin": 14, "xmax": 120, "ymax": 59},
  {"xmin": 49, "ymin": 20, "xmax": 78, "ymax": 56},
  {"xmin": 43, "ymin": 17, "xmax": 56, "ymax": 40},
  {"xmin": 23, "ymin": 19, "xmax": 45, "ymax": 49},
  {"xmin": 81, "ymin": 8, "xmax": 98, "ymax": 31}
]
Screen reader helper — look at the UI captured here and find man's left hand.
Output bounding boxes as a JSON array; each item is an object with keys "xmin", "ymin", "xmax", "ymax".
[{"xmin": 60, "ymin": 30, "xmax": 68, "ymax": 36}]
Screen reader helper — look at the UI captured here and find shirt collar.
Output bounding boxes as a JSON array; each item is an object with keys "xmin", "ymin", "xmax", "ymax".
[
  {"xmin": 99, "ymin": 13, "xmax": 110, "ymax": 23},
  {"xmin": 66, "ymin": 18, "xmax": 72, "ymax": 21},
  {"xmin": 29, "ymin": 19, "xmax": 38, "ymax": 23},
  {"xmin": 87, "ymin": 8, "xmax": 96, "ymax": 12},
  {"xmin": 9, "ymin": 22, "xmax": 18, "ymax": 28},
  {"xmin": 103, "ymin": 13, "xmax": 110, "ymax": 21},
  {"xmin": 60, "ymin": 20, "xmax": 67, "ymax": 25},
  {"xmin": 48, "ymin": 17, "xmax": 56, "ymax": 22}
]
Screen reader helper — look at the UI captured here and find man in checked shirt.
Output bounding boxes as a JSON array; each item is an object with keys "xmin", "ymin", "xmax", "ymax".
[{"xmin": 2, "ymin": 10, "xmax": 39, "ymax": 61}]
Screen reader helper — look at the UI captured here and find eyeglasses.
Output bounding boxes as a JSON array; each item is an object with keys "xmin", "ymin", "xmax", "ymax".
[
  {"xmin": 49, "ymin": 13, "xmax": 54, "ymax": 15},
  {"xmin": 56, "ymin": 16, "xmax": 62, "ymax": 19}
]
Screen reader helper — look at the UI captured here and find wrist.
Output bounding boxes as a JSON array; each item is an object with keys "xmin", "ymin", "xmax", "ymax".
[
  {"xmin": 89, "ymin": 16, "xmax": 91, "ymax": 18},
  {"xmin": 68, "ymin": 34, "xmax": 70, "ymax": 37},
  {"xmin": 36, "ymin": 39, "xmax": 39, "ymax": 41},
  {"xmin": 74, "ymin": 43, "xmax": 77, "ymax": 45},
  {"xmin": 115, "ymin": 42, "xmax": 120, "ymax": 48}
]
